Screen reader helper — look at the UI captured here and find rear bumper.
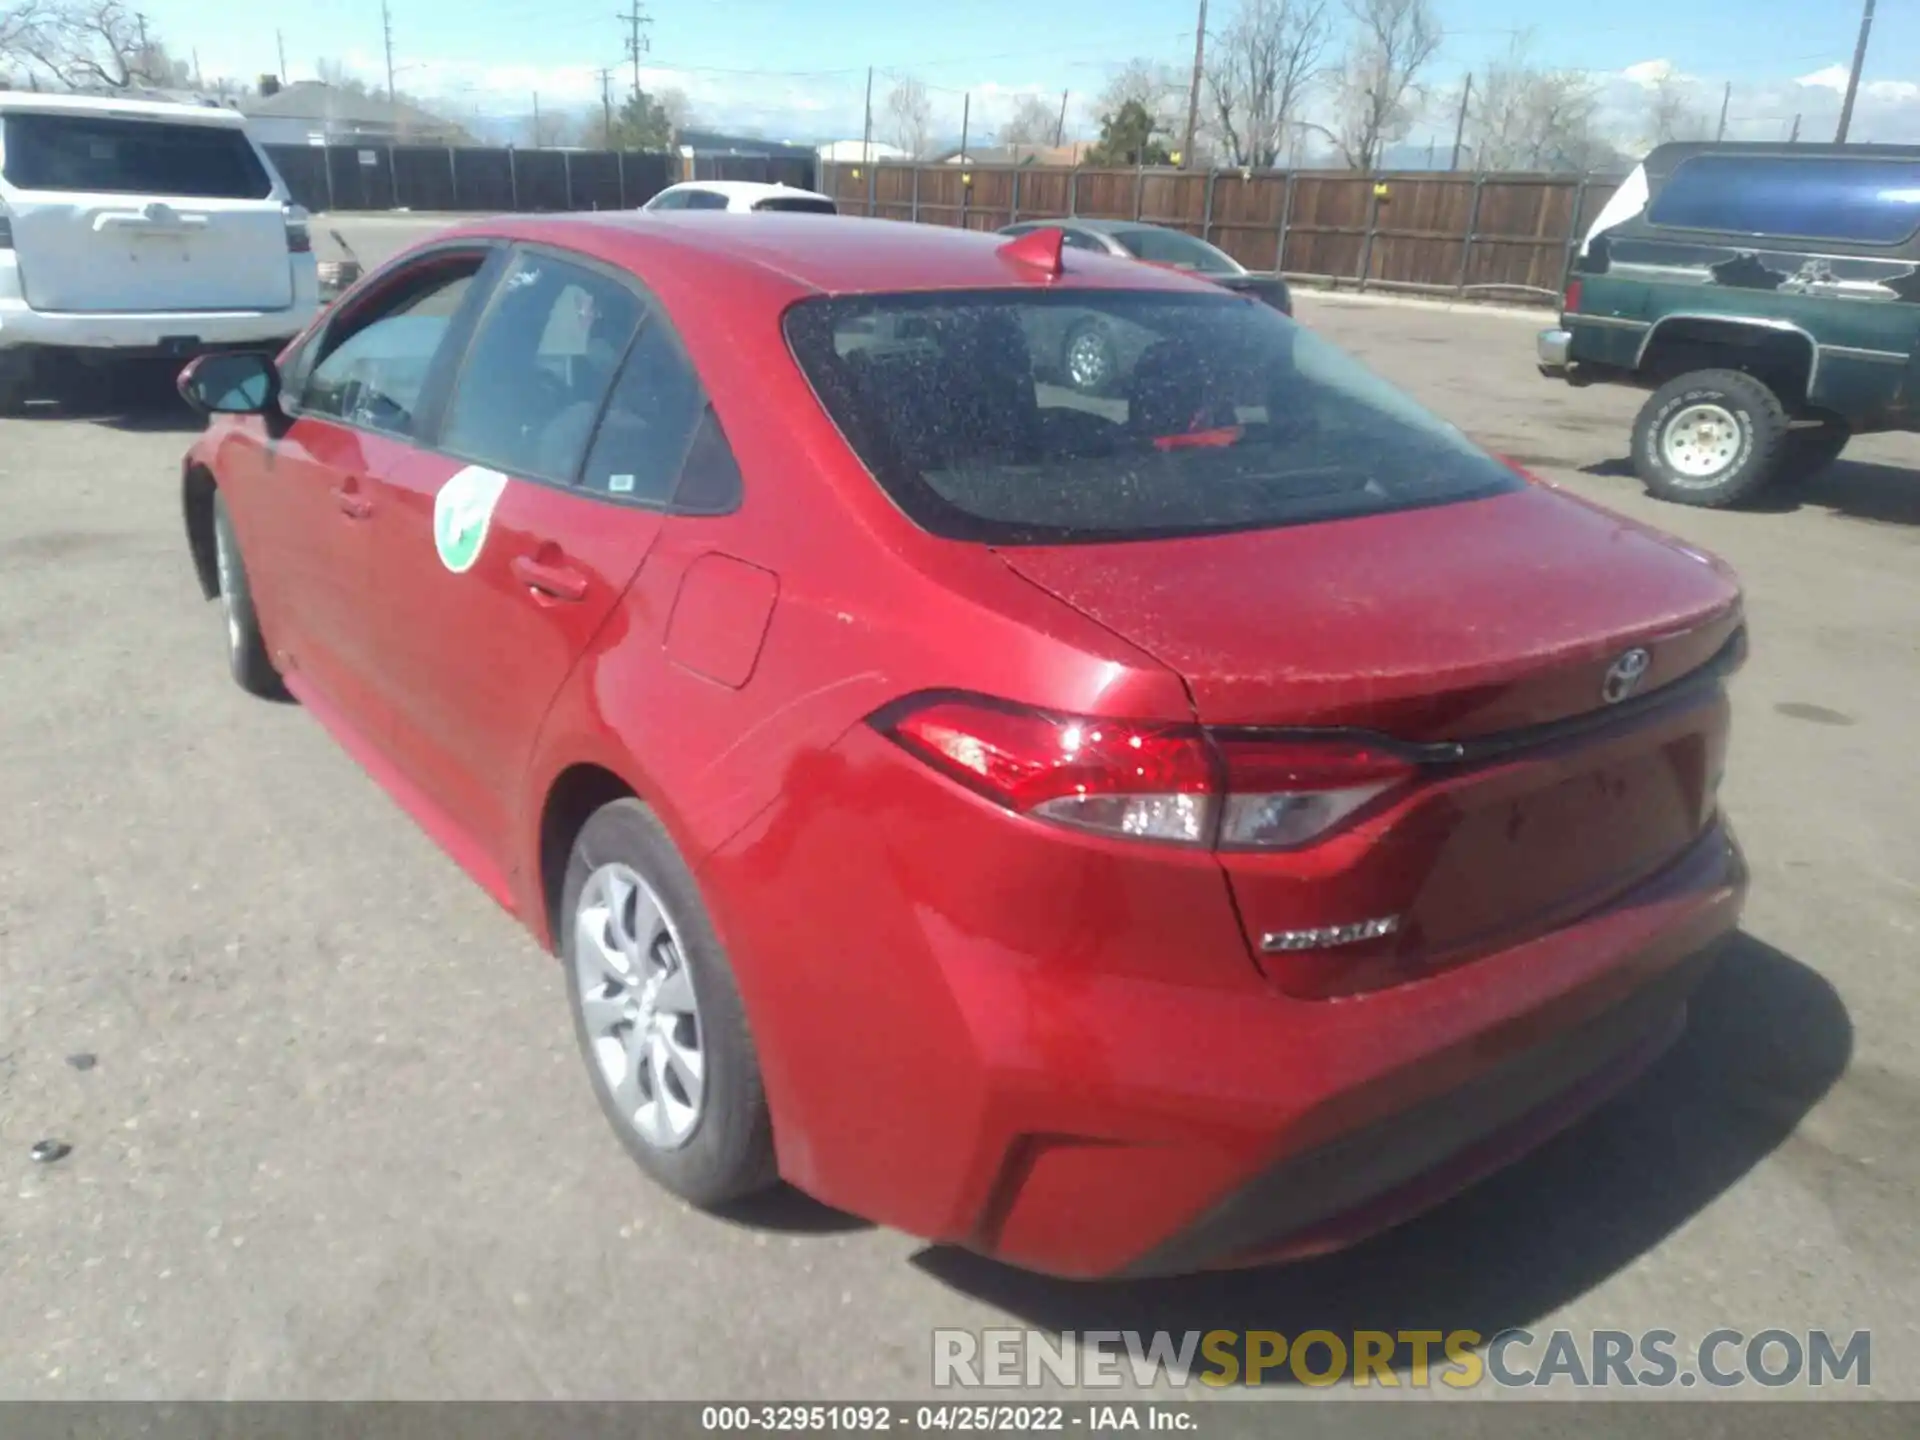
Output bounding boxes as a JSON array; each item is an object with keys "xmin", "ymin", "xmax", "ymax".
[
  {"xmin": 0, "ymin": 300, "xmax": 316, "ymax": 354},
  {"xmin": 719, "ymin": 721, "xmax": 1750, "ymax": 1278},
  {"xmin": 0, "ymin": 258, "xmax": 318, "ymax": 354}
]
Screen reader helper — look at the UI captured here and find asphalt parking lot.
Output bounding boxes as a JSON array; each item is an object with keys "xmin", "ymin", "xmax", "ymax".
[{"xmin": 2, "ymin": 216, "xmax": 1918, "ymax": 1403}]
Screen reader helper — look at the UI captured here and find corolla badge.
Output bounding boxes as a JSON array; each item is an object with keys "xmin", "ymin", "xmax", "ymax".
[{"xmin": 1602, "ymin": 647, "xmax": 1652, "ymax": 705}]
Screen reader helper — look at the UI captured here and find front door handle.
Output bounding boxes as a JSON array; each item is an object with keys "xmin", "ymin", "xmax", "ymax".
[
  {"xmin": 332, "ymin": 480, "xmax": 372, "ymax": 520},
  {"xmin": 511, "ymin": 553, "xmax": 589, "ymax": 603}
]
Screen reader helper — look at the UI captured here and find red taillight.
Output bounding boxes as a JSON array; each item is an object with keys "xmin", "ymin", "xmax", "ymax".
[
  {"xmin": 877, "ymin": 696, "xmax": 1420, "ymax": 849},
  {"xmin": 886, "ymin": 698, "xmax": 1215, "ymax": 845},
  {"xmin": 1563, "ymin": 277, "xmax": 1582, "ymax": 315}
]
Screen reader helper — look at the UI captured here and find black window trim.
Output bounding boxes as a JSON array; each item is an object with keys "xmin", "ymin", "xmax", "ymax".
[
  {"xmin": 1646, "ymin": 152, "xmax": 1920, "ymax": 248},
  {"xmin": 419, "ymin": 238, "xmax": 745, "ymax": 518},
  {"xmin": 279, "ymin": 239, "xmax": 506, "ymax": 444}
]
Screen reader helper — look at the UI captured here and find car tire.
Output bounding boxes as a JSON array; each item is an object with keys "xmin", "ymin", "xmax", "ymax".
[
  {"xmin": 210, "ymin": 492, "xmax": 288, "ymax": 699},
  {"xmin": 1061, "ymin": 320, "xmax": 1117, "ymax": 395},
  {"xmin": 1783, "ymin": 420, "xmax": 1850, "ymax": 479},
  {"xmin": 1631, "ymin": 369, "xmax": 1789, "ymax": 509},
  {"xmin": 561, "ymin": 797, "xmax": 778, "ymax": 1209}
]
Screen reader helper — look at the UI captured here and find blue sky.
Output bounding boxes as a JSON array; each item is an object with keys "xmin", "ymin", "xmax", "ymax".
[{"xmin": 146, "ymin": 0, "xmax": 1917, "ymax": 144}]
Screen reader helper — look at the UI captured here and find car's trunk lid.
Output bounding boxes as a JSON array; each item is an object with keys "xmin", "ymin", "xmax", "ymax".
[{"xmin": 996, "ymin": 486, "xmax": 1743, "ymax": 995}]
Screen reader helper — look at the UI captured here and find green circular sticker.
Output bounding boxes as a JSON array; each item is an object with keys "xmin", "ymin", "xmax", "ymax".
[{"xmin": 433, "ymin": 465, "xmax": 509, "ymax": 574}]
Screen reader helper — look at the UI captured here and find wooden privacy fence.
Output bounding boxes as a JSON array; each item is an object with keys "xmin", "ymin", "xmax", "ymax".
[{"xmin": 824, "ymin": 162, "xmax": 1627, "ymax": 305}]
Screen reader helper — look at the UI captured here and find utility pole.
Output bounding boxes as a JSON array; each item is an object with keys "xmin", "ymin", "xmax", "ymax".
[
  {"xmin": 1789, "ymin": 113, "xmax": 1802, "ymax": 143},
  {"xmin": 532, "ymin": 91, "xmax": 542, "ymax": 146},
  {"xmin": 1055, "ymin": 88, "xmax": 1069, "ymax": 147},
  {"xmin": 597, "ymin": 67, "xmax": 615, "ymax": 144},
  {"xmin": 276, "ymin": 29, "xmax": 287, "ymax": 82},
  {"xmin": 1835, "ymin": 0, "xmax": 1875, "ymax": 143},
  {"xmin": 959, "ymin": 91, "xmax": 970, "ymax": 167},
  {"xmin": 381, "ymin": 0, "xmax": 396, "ymax": 104},
  {"xmin": 1449, "ymin": 73, "xmax": 1471, "ymax": 171},
  {"xmin": 192, "ymin": 47, "xmax": 202, "ymax": 89},
  {"xmin": 1181, "ymin": 0, "xmax": 1208, "ymax": 169},
  {"xmin": 619, "ymin": 1, "xmax": 651, "ymax": 101},
  {"xmin": 859, "ymin": 66, "xmax": 873, "ymax": 169},
  {"xmin": 1715, "ymin": 81, "xmax": 1731, "ymax": 142}
]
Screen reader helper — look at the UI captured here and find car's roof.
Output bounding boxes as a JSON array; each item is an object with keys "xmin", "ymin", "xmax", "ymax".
[
  {"xmin": 0, "ymin": 89, "xmax": 248, "ymax": 126},
  {"xmin": 655, "ymin": 179, "xmax": 834, "ymax": 203},
  {"xmin": 1052, "ymin": 218, "xmax": 1156, "ymax": 236},
  {"xmin": 447, "ymin": 211, "xmax": 1222, "ymax": 300}
]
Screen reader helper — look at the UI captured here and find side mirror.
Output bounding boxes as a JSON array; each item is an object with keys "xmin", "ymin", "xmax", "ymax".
[{"xmin": 178, "ymin": 351, "xmax": 280, "ymax": 416}]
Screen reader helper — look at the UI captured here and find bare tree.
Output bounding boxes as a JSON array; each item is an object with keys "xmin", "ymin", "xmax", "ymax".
[
  {"xmin": 999, "ymin": 93, "xmax": 1058, "ymax": 147},
  {"xmin": 1327, "ymin": 0, "xmax": 1441, "ymax": 171},
  {"xmin": 1096, "ymin": 57, "xmax": 1181, "ymax": 136},
  {"xmin": 1647, "ymin": 71, "xmax": 1711, "ymax": 146},
  {"xmin": 1463, "ymin": 34, "xmax": 1620, "ymax": 171},
  {"xmin": 17, "ymin": 0, "xmax": 182, "ymax": 90},
  {"xmin": 314, "ymin": 56, "xmax": 374, "ymax": 96},
  {"xmin": 882, "ymin": 74, "xmax": 933, "ymax": 157},
  {"xmin": 1204, "ymin": 0, "xmax": 1331, "ymax": 168}
]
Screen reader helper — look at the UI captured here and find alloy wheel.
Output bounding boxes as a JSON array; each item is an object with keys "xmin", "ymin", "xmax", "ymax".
[{"xmin": 571, "ymin": 863, "xmax": 706, "ymax": 1151}]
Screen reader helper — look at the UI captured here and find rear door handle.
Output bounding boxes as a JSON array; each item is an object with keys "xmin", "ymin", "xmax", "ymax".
[
  {"xmin": 511, "ymin": 554, "xmax": 590, "ymax": 603},
  {"xmin": 332, "ymin": 481, "xmax": 372, "ymax": 520}
]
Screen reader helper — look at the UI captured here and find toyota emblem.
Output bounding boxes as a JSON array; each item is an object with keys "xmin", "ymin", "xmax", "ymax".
[{"xmin": 1601, "ymin": 647, "xmax": 1652, "ymax": 704}]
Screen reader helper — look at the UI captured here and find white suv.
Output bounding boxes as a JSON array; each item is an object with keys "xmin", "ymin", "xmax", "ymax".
[{"xmin": 0, "ymin": 92, "xmax": 320, "ymax": 413}]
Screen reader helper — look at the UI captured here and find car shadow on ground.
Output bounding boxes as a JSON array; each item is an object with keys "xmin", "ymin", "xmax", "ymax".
[
  {"xmin": 1581, "ymin": 457, "xmax": 1920, "ymax": 528},
  {"xmin": 911, "ymin": 932, "xmax": 1850, "ymax": 1387},
  {"xmin": 9, "ymin": 363, "xmax": 204, "ymax": 435}
]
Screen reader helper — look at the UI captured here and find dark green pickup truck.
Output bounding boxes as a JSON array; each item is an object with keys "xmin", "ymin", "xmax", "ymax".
[{"xmin": 1537, "ymin": 142, "xmax": 1920, "ymax": 507}]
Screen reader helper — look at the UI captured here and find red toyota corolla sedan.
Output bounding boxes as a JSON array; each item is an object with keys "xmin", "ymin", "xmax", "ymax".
[{"xmin": 177, "ymin": 214, "xmax": 1748, "ymax": 1279}]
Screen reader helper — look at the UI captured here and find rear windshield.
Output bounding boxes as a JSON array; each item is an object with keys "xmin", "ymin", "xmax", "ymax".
[
  {"xmin": 1111, "ymin": 228, "xmax": 1239, "ymax": 274},
  {"xmin": 754, "ymin": 195, "xmax": 837, "ymax": 214},
  {"xmin": 784, "ymin": 290, "xmax": 1519, "ymax": 544},
  {"xmin": 1, "ymin": 113, "xmax": 272, "ymax": 199}
]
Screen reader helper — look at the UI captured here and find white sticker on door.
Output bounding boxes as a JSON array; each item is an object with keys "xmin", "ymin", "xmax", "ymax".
[{"xmin": 433, "ymin": 465, "xmax": 510, "ymax": 574}]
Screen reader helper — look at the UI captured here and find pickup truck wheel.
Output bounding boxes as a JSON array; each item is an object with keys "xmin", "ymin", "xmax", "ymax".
[
  {"xmin": 1783, "ymin": 420, "xmax": 1850, "ymax": 479},
  {"xmin": 1632, "ymin": 369, "xmax": 1789, "ymax": 509}
]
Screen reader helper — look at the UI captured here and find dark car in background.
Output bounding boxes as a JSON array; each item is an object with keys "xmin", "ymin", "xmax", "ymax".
[
  {"xmin": 1537, "ymin": 142, "xmax": 1920, "ymax": 509},
  {"xmin": 998, "ymin": 218, "xmax": 1292, "ymax": 393}
]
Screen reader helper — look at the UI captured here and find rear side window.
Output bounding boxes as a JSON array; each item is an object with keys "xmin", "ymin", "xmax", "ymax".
[
  {"xmin": 578, "ymin": 320, "xmax": 702, "ymax": 502},
  {"xmin": 1, "ymin": 113, "xmax": 272, "ymax": 199},
  {"xmin": 441, "ymin": 252, "xmax": 644, "ymax": 483},
  {"xmin": 1647, "ymin": 155, "xmax": 1920, "ymax": 244},
  {"xmin": 1111, "ymin": 228, "xmax": 1239, "ymax": 274},
  {"xmin": 784, "ymin": 290, "xmax": 1519, "ymax": 545},
  {"xmin": 753, "ymin": 196, "xmax": 837, "ymax": 214},
  {"xmin": 682, "ymin": 190, "xmax": 730, "ymax": 210}
]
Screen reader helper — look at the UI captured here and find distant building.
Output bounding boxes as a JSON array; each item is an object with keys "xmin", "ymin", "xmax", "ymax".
[
  {"xmin": 241, "ymin": 79, "xmax": 472, "ymax": 147},
  {"xmin": 676, "ymin": 129, "xmax": 817, "ymax": 188},
  {"xmin": 933, "ymin": 142, "xmax": 1091, "ymax": 167},
  {"xmin": 816, "ymin": 139, "xmax": 912, "ymax": 164}
]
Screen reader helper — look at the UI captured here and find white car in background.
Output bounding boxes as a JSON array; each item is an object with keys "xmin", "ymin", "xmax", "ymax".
[
  {"xmin": 640, "ymin": 179, "xmax": 838, "ymax": 214},
  {"xmin": 0, "ymin": 91, "xmax": 320, "ymax": 413}
]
